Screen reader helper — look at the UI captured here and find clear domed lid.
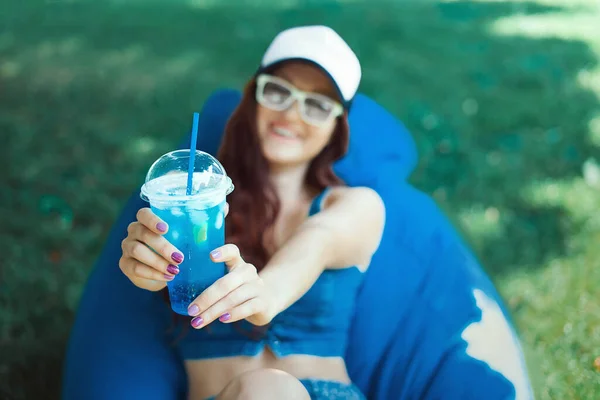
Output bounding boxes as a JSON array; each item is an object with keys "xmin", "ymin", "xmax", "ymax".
[{"xmin": 140, "ymin": 149, "xmax": 234, "ymax": 207}]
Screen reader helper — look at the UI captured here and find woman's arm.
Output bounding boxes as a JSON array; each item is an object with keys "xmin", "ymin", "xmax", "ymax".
[
  {"xmin": 260, "ymin": 186, "xmax": 386, "ymax": 317},
  {"xmin": 186, "ymin": 187, "xmax": 385, "ymax": 328}
]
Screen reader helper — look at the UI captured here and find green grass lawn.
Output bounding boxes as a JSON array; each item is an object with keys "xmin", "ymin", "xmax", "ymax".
[{"xmin": 2, "ymin": 0, "xmax": 599, "ymax": 398}]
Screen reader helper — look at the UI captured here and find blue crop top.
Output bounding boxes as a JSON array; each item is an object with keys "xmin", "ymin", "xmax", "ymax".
[{"xmin": 173, "ymin": 188, "xmax": 366, "ymax": 359}]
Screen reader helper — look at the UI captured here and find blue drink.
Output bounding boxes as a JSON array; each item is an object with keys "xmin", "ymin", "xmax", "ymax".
[
  {"xmin": 141, "ymin": 150, "xmax": 234, "ymax": 316},
  {"xmin": 152, "ymin": 197, "xmax": 227, "ymax": 315}
]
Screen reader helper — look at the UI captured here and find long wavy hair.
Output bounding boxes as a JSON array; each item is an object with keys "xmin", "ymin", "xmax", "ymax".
[{"xmin": 217, "ymin": 72, "xmax": 350, "ymax": 270}]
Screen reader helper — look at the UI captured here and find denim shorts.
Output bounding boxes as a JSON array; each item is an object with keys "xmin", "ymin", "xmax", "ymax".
[
  {"xmin": 299, "ymin": 379, "xmax": 366, "ymax": 399},
  {"xmin": 205, "ymin": 378, "xmax": 365, "ymax": 399}
]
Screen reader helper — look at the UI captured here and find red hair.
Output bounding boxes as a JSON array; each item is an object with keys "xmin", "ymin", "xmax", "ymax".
[{"xmin": 217, "ymin": 76, "xmax": 349, "ymax": 269}]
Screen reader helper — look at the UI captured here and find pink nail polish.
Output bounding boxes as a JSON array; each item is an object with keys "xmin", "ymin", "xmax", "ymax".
[
  {"xmin": 219, "ymin": 313, "xmax": 231, "ymax": 322},
  {"xmin": 188, "ymin": 304, "xmax": 200, "ymax": 316},
  {"xmin": 166, "ymin": 264, "xmax": 179, "ymax": 275},
  {"xmin": 156, "ymin": 222, "xmax": 167, "ymax": 232},
  {"xmin": 171, "ymin": 252, "xmax": 184, "ymax": 263},
  {"xmin": 164, "ymin": 274, "xmax": 174, "ymax": 281},
  {"xmin": 191, "ymin": 316, "xmax": 203, "ymax": 328}
]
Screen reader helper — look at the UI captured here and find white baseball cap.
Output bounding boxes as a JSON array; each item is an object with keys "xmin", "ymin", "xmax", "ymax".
[{"xmin": 258, "ymin": 25, "xmax": 362, "ymax": 108}]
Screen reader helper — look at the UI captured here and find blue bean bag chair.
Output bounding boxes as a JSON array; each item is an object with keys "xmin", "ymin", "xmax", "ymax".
[{"xmin": 62, "ymin": 89, "xmax": 534, "ymax": 399}]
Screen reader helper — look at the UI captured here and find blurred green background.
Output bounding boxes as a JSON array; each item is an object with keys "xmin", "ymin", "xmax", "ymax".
[{"xmin": 2, "ymin": 0, "xmax": 600, "ymax": 398}]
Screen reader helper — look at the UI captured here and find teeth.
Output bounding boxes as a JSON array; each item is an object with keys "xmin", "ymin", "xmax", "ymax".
[{"xmin": 273, "ymin": 127, "xmax": 295, "ymax": 138}]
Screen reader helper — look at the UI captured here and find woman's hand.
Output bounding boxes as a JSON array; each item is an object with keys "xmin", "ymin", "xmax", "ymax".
[
  {"xmin": 186, "ymin": 244, "xmax": 276, "ymax": 329},
  {"xmin": 119, "ymin": 208, "xmax": 186, "ymax": 292},
  {"xmin": 119, "ymin": 204, "xmax": 230, "ymax": 291}
]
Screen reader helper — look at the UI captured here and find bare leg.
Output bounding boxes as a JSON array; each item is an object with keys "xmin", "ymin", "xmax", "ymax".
[{"xmin": 216, "ymin": 368, "xmax": 311, "ymax": 400}]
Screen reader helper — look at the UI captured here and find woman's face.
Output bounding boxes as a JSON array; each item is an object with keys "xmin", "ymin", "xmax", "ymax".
[{"xmin": 255, "ymin": 62, "xmax": 342, "ymax": 168}]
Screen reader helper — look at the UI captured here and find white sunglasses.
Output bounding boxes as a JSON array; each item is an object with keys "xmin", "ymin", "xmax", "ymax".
[{"xmin": 255, "ymin": 74, "xmax": 344, "ymax": 127}]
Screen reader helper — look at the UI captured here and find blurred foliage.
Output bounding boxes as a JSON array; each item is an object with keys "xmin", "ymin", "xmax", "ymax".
[{"xmin": 1, "ymin": 0, "xmax": 600, "ymax": 399}]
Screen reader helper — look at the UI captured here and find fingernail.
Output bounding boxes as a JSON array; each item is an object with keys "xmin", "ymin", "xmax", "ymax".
[
  {"xmin": 171, "ymin": 252, "xmax": 184, "ymax": 263},
  {"xmin": 166, "ymin": 264, "xmax": 179, "ymax": 275},
  {"xmin": 191, "ymin": 316, "xmax": 203, "ymax": 328},
  {"xmin": 188, "ymin": 304, "xmax": 200, "ymax": 316},
  {"xmin": 164, "ymin": 274, "xmax": 174, "ymax": 281},
  {"xmin": 210, "ymin": 250, "xmax": 221, "ymax": 259},
  {"xmin": 156, "ymin": 222, "xmax": 167, "ymax": 232},
  {"xmin": 219, "ymin": 313, "xmax": 231, "ymax": 322}
]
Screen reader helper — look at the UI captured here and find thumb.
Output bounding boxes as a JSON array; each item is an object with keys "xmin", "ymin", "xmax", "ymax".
[{"xmin": 224, "ymin": 202, "xmax": 230, "ymax": 218}]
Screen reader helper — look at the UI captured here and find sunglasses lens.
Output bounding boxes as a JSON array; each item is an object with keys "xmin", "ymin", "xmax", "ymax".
[
  {"xmin": 260, "ymin": 81, "xmax": 291, "ymax": 109},
  {"xmin": 303, "ymin": 97, "xmax": 336, "ymax": 124}
]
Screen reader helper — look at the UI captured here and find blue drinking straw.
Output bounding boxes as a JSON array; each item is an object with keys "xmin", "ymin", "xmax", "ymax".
[{"xmin": 186, "ymin": 112, "xmax": 200, "ymax": 195}]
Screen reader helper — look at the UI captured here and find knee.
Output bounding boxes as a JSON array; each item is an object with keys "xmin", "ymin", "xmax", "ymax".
[{"xmin": 216, "ymin": 368, "xmax": 310, "ymax": 400}]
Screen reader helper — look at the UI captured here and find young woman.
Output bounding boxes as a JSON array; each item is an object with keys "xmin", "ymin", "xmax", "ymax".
[{"xmin": 118, "ymin": 25, "xmax": 385, "ymax": 400}]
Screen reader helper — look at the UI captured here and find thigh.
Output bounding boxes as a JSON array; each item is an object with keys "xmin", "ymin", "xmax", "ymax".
[{"xmin": 207, "ymin": 369, "xmax": 310, "ymax": 400}]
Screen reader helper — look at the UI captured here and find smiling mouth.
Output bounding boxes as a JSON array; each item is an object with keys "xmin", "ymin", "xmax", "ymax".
[{"xmin": 270, "ymin": 126, "xmax": 299, "ymax": 140}]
